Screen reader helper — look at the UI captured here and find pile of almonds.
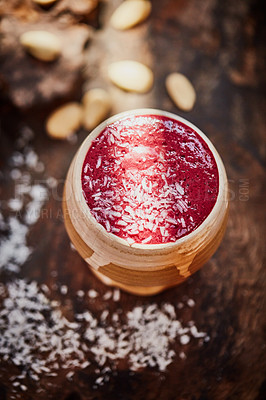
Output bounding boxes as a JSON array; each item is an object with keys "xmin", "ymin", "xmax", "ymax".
[{"xmin": 18, "ymin": 1, "xmax": 196, "ymax": 139}]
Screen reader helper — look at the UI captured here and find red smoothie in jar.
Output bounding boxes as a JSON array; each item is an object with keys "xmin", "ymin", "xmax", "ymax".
[{"xmin": 81, "ymin": 115, "xmax": 219, "ymax": 245}]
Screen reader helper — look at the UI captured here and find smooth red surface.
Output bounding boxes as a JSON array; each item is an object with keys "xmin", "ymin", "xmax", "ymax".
[{"xmin": 82, "ymin": 115, "xmax": 218, "ymax": 244}]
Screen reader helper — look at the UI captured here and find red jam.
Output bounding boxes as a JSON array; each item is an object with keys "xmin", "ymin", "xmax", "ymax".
[{"xmin": 81, "ymin": 115, "xmax": 219, "ymax": 245}]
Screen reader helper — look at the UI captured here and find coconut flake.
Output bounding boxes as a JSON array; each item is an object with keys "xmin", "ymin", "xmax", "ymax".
[{"xmin": 96, "ymin": 157, "xmax": 102, "ymax": 169}]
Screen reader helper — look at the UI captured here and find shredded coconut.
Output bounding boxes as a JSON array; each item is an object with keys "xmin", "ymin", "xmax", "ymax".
[
  {"xmin": 0, "ymin": 280, "xmax": 87, "ymax": 382},
  {"xmin": 0, "ymin": 217, "xmax": 32, "ymax": 273},
  {"xmin": 0, "ymin": 126, "xmax": 51, "ymax": 273},
  {"xmin": 82, "ymin": 115, "xmax": 219, "ymax": 245},
  {"xmin": 0, "ymin": 124, "xmax": 210, "ymax": 394},
  {"xmin": 113, "ymin": 288, "xmax": 120, "ymax": 302},
  {"xmin": 60, "ymin": 285, "xmax": 68, "ymax": 295},
  {"xmin": 0, "ymin": 278, "xmax": 209, "ymax": 390},
  {"xmin": 187, "ymin": 298, "xmax": 196, "ymax": 307},
  {"xmin": 88, "ymin": 289, "xmax": 98, "ymax": 298}
]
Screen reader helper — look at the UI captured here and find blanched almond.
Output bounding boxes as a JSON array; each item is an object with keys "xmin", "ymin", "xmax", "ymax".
[
  {"xmin": 108, "ymin": 60, "xmax": 153, "ymax": 93},
  {"xmin": 32, "ymin": 0, "xmax": 57, "ymax": 5},
  {"xmin": 110, "ymin": 0, "xmax": 151, "ymax": 30},
  {"xmin": 82, "ymin": 89, "xmax": 112, "ymax": 131},
  {"xmin": 46, "ymin": 103, "xmax": 82, "ymax": 139},
  {"xmin": 165, "ymin": 73, "xmax": 196, "ymax": 111},
  {"xmin": 20, "ymin": 31, "xmax": 61, "ymax": 62}
]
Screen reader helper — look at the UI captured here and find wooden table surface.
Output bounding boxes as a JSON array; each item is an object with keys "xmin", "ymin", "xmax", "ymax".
[{"xmin": 0, "ymin": 1, "xmax": 265, "ymax": 399}]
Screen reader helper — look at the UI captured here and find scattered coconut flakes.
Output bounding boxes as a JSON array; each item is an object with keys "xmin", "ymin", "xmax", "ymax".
[
  {"xmin": 35, "ymin": 161, "xmax": 45, "ymax": 173},
  {"xmin": 41, "ymin": 284, "xmax": 50, "ymax": 293},
  {"xmin": 60, "ymin": 285, "xmax": 68, "ymax": 295},
  {"xmin": 187, "ymin": 298, "xmax": 195, "ymax": 307},
  {"xmin": 0, "ymin": 280, "xmax": 88, "ymax": 382},
  {"xmin": 24, "ymin": 184, "xmax": 48, "ymax": 225},
  {"xmin": 9, "ymin": 152, "xmax": 24, "ymax": 167},
  {"xmin": 0, "ymin": 217, "xmax": 32, "ymax": 273},
  {"xmin": 10, "ymin": 169, "xmax": 22, "ymax": 180},
  {"xmin": 103, "ymin": 290, "xmax": 112, "ymax": 300},
  {"xmin": 180, "ymin": 334, "xmax": 190, "ymax": 345},
  {"xmin": 0, "ymin": 125, "xmax": 210, "ymax": 390},
  {"xmin": 7, "ymin": 198, "xmax": 23, "ymax": 212},
  {"xmin": 25, "ymin": 149, "xmax": 38, "ymax": 170},
  {"xmin": 95, "ymin": 376, "xmax": 104, "ymax": 386},
  {"xmin": 46, "ymin": 176, "xmax": 58, "ymax": 188},
  {"xmin": 0, "ymin": 278, "xmax": 209, "ymax": 390},
  {"xmin": 88, "ymin": 289, "xmax": 98, "ymax": 299},
  {"xmin": 18, "ymin": 126, "xmax": 34, "ymax": 146},
  {"xmin": 189, "ymin": 325, "xmax": 207, "ymax": 338},
  {"xmin": 70, "ymin": 242, "xmax": 77, "ymax": 251},
  {"xmin": 113, "ymin": 288, "xmax": 120, "ymax": 302},
  {"xmin": 100, "ymin": 310, "xmax": 109, "ymax": 321},
  {"xmin": 66, "ymin": 371, "xmax": 74, "ymax": 380},
  {"xmin": 0, "ymin": 128, "xmax": 51, "ymax": 273}
]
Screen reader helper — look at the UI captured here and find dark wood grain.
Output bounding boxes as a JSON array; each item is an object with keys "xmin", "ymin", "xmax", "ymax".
[
  {"xmin": 0, "ymin": 0, "xmax": 265, "ymax": 399},
  {"xmin": 0, "ymin": 0, "xmax": 98, "ymax": 109}
]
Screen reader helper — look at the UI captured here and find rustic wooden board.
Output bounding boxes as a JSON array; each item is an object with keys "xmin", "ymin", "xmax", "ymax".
[
  {"xmin": 0, "ymin": 0, "xmax": 265, "ymax": 399},
  {"xmin": 0, "ymin": 0, "xmax": 98, "ymax": 109}
]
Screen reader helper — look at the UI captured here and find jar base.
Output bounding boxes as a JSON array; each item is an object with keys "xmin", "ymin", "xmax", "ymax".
[{"xmin": 89, "ymin": 267, "xmax": 175, "ymax": 296}]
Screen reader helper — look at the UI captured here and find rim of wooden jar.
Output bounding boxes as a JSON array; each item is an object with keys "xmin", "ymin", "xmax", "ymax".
[{"xmin": 69, "ymin": 108, "xmax": 228, "ymax": 253}]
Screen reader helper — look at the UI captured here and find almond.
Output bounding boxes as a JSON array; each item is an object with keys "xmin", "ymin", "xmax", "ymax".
[
  {"xmin": 32, "ymin": 0, "xmax": 57, "ymax": 5},
  {"xmin": 110, "ymin": 0, "xmax": 152, "ymax": 30},
  {"xmin": 82, "ymin": 89, "xmax": 112, "ymax": 131},
  {"xmin": 108, "ymin": 60, "xmax": 153, "ymax": 93},
  {"xmin": 46, "ymin": 103, "xmax": 82, "ymax": 139},
  {"xmin": 20, "ymin": 31, "xmax": 61, "ymax": 62},
  {"xmin": 165, "ymin": 73, "xmax": 196, "ymax": 111}
]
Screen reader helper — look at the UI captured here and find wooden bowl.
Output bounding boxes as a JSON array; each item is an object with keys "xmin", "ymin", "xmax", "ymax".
[{"xmin": 63, "ymin": 109, "xmax": 229, "ymax": 295}]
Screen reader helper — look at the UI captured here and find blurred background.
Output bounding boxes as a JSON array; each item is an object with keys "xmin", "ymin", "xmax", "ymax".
[{"xmin": 0, "ymin": 1, "xmax": 265, "ymax": 399}]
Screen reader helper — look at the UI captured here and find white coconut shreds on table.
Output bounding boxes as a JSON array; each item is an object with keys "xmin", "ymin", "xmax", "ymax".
[
  {"xmin": 0, "ymin": 279, "xmax": 210, "ymax": 392},
  {"xmin": 0, "ymin": 125, "xmax": 57, "ymax": 273},
  {"xmin": 0, "ymin": 124, "xmax": 210, "ymax": 394}
]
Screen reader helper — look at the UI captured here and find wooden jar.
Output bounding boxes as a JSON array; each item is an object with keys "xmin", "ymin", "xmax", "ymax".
[{"xmin": 63, "ymin": 109, "xmax": 228, "ymax": 295}]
